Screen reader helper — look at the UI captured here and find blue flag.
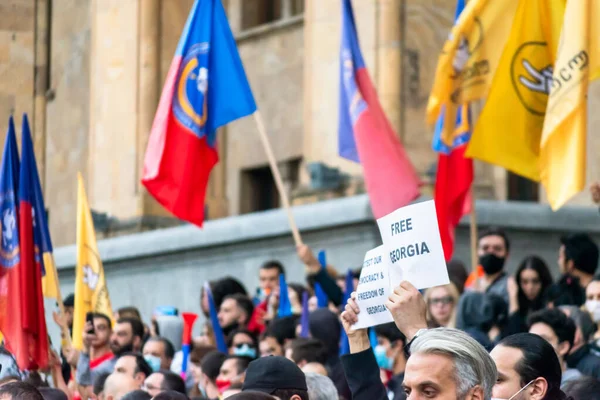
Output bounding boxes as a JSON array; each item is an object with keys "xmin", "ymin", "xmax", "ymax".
[
  {"xmin": 318, "ymin": 250, "xmax": 327, "ymax": 269},
  {"xmin": 205, "ymin": 282, "xmax": 228, "ymax": 353},
  {"xmin": 369, "ymin": 327, "xmax": 378, "ymax": 351},
  {"xmin": 315, "ymin": 283, "xmax": 329, "ymax": 308},
  {"xmin": 299, "ymin": 291, "xmax": 310, "ymax": 338},
  {"xmin": 0, "ymin": 116, "xmax": 20, "ymax": 270},
  {"xmin": 277, "ymin": 274, "xmax": 293, "ymax": 318},
  {"xmin": 339, "ymin": 269, "xmax": 354, "ymax": 355},
  {"xmin": 431, "ymin": 0, "xmax": 471, "ymax": 154}
]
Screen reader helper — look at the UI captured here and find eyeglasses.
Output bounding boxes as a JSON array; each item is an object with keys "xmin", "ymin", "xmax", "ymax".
[{"xmin": 429, "ymin": 296, "xmax": 454, "ymax": 306}]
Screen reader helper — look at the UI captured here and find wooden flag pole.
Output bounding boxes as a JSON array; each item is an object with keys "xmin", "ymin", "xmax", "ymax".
[
  {"xmin": 469, "ymin": 188, "xmax": 478, "ymax": 272},
  {"xmin": 51, "ymin": 258, "xmax": 73, "ymax": 349},
  {"xmin": 253, "ymin": 111, "xmax": 303, "ymax": 247}
]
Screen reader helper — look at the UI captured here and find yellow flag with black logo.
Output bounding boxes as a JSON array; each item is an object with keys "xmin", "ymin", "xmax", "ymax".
[
  {"xmin": 541, "ymin": 0, "xmax": 600, "ymax": 210},
  {"xmin": 72, "ymin": 173, "xmax": 113, "ymax": 350},
  {"xmin": 427, "ymin": 0, "xmax": 519, "ymax": 147},
  {"xmin": 466, "ymin": 0, "xmax": 565, "ymax": 181}
]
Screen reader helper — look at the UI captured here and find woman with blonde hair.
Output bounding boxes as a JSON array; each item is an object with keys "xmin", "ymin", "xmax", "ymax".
[{"xmin": 424, "ymin": 283, "xmax": 460, "ymax": 328}]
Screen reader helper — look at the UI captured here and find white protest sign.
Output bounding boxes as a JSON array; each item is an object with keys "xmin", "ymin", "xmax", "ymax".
[
  {"xmin": 377, "ymin": 200, "xmax": 449, "ymax": 290},
  {"xmin": 352, "ymin": 245, "xmax": 394, "ymax": 330}
]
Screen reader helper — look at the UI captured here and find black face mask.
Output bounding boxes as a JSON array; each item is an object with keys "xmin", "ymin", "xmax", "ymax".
[{"xmin": 479, "ymin": 253, "xmax": 505, "ymax": 275}]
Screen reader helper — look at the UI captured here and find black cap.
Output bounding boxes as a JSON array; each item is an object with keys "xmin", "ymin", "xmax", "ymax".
[
  {"xmin": 63, "ymin": 293, "xmax": 75, "ymax": 308},
  {"xmin": 242, "ymin": 356, "xmax": 307, "ymax": 394}
]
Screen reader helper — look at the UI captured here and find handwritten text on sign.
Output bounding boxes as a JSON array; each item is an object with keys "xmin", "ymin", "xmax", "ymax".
[
  {"xmin": 353, "ymin": 245, "xmax": 393, "ymax": 330},
  {"xmin": 377, "ymin": 200, "xmax": 449, "ymax": 290}
]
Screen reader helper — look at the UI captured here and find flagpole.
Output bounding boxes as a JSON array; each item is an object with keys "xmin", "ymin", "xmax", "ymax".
[
  {"xmin": 252, "ymin": 111, "xmax": 303, "ymax": 247},
  {"xmin": 51, "ymin": 256, "xmax": 73, "ymax": 349},
  {"xmin": 469, "ymin": 187, "xmax": 478, "ymax": 272}
]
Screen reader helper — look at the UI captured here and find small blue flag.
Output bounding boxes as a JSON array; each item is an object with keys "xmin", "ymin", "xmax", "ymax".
[
  {"xmin": 318, "ymin": 250, "xmax": 326, "ymax": 269},
  {"xmin": 299, "ymin": 291, "xmax": 310, "ymax": 338},
  {"xmin": 315, "ymin": 283, "xmax": 329, "ymax": 308},
  {"xmin": 205, "ymin": 282, "xmax": 228, "ymax": 353},
  {"xmin": 369, "ymin": 327, "xmax": 378, "ymax": 351},
  {"xmin": 0, "ymin": 116, "xmax": 20, "ymax": 270},
  {"xmin": 277, "ymin": 274, "xmax": 293, "ymax": 318}
]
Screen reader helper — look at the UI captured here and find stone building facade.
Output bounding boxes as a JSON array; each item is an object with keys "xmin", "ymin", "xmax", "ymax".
[{"xmin": 1, "ymin": 0, "xmax": 599, "ymax": 246}]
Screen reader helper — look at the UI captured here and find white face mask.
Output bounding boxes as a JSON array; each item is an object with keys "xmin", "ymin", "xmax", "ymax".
[
  {"xmin": 491, "ymin": 380, "xmax": 534, "ymax": 400},
  {"xmin": 586, "ymin": 300, "xmax": 600, "ymax": 322}
]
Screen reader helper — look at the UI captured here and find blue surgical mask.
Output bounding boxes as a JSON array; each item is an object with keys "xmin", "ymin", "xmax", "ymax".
[
  {"xmin": 144, "ymin": 355, "xmax": 161, "ymax": 372},
  {"xmin": 374, "ymin": 345, "xmax": 394, "ymax": 370},
  {"xmin": 233, "ymin": 344, "xmax": 257, "ymax": 359}
]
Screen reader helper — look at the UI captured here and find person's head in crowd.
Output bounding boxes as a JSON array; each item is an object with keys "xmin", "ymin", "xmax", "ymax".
[
  {"xmin": 104, "ymin": 372, "xmax": 140, "ymax": 400},
  {"xmin": 199, "ymin": 351, "xmax": 227, "ymax": 399},
  {"xmin": 111, "ymin": 318, "xmax": 145, "ymax": 355},
  {"xmin": 287, "ymin": 283, "xmax": 307, "ymax": 314},
  {"xmin": 585, "ymin": 276, "xmax": 600, "ymax": 327},
  {"xmin": 222, "ymin": 382, "xmax": 243, "ymax": 399},
  {"xmin": 478, "ymin": 227, "xmax": 510, "ymax": 277},
  {"xmin": 285, "ymin": 338, "xmax": 327, "ymax": 368},
  {"xmin": 405, "ymin": 328, "xmax": 496, "ymax": 399},
  {"xmin": 558, "ymin": 305, "xmax": 596, "ymax": 355},
  {"xmin": 301, "ymin": 362, "xmax": 328, "ymax": 377},
  {"xmin": 62, "ymin": 293, "xmax": 75, "ymax": 329},
  {"xmin": 259, "ymin": 261, "xmax": 285, "ymax": 295},
  {"xmin": 562, "ymin": 375, "xmax": 600, "ymax": 400},
  {"xmin": 189, "ymin": 344, "xmax": 217, "ymax": 388},
  {"xmin": 259, "ymin": 336, "xmax": 283, "ymax": 358},
  {"xmin": 116, "ymin": 306, "xmax": 142, "ymax": 321},
  {"xmin": 202, "ymin": 277, "xmax": 248, "ymax": 316},
  {"xmin": 543, "ymin": 274, "xmax": 586, "ymax": 308},
  {"xmin": 219, "ymin": 294, "xmax": 255, "ymax": 336},
  {"xmin": 528, "ymin": 309, "xmax": 576, "ymax": 375},
  {"xmin": 216, "ymin": 355, "xmax": 252, "ymax": 393},
  {"xmin": 424, "ymin": 283, "xmax": 459, "ymax": 328},
  {"xmin": 261, "ymin": 316, "xmax": 297, "ymax": 357},
  {"xmin": 447, "ymin": 259, "xmax": 469, "ymax": 294},
  {"xmin": 88, "ymin": 313, "xmax": 113, "ymax": 351},
  {"xmin": 114, "ymin": 352, "xmax": 153, "ymax": 389},
  {"xmin": 120, "ymin": 390, "xmax": 151, "ymax": 400},
  {"xmin": 515, "ymin": 256, "xmax": 553, "ymax": 313},
  {"xmin": 373, "ymin": 322, "xmax": 407, "ymax": 376},
  {"xmin": 150, "ymin": 391, "xmax": 188, "ymax": 400},
  {"xmin": 93, "ymin": 372, "xmax": 111, "ymax": 399},
  {"xmin": 0, "ymin": 382, "xmax": 43, "ymax": 400},
  {"xmin": 142, "ymin": 370, "xmax": 186, "ymax": 397},
  {"xmin": 228, "ymin": 329, "xmax": 259, "ymax": 359},
  {"xmin": 242, "ymin": 356, "xmax": 308, "ymax": 400},
  {"xmin": 23, "ymin": 371, "xmax": 48, "ymax": 389},
  {"xmin": 308, "ymin": 309, "xmax": 340, "ymax": 360},
  {"xmin": 559, "ymin": 233, "xmax": 599, "ymax": 288},
  {"xmin": 491, "ymin": 333, "xmax": 566, "ymax": 400},
  {"xmin": 142, "ymin": 336, "xmax": 175, "ymax": 371},
  {"xmin": 37, "ymin": 387, "xmax": 68, "ymax": 400},
  {"xmin": 456, "ymin": 292, "xmax": 507, "ymax": 349},
  {"xmin": 304, "ymin": 373, "xmax": 337, "ymax": 400}
]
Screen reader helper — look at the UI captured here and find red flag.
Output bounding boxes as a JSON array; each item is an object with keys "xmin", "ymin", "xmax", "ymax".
[
  {"xmin": 434, "ymin": 146, "xmax": 473, "ymax": 261},
  {"xmin": 338, "ymin": 0, "xmax": 421, "ymax": 217}
]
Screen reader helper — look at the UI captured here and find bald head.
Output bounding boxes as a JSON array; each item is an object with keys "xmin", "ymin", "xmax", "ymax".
[{"xmin": 104, "ymin": 373, "xmax": 139, "ymax": 400}]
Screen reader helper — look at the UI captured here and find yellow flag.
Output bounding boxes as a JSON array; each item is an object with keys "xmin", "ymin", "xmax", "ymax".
[
  {"xmin": 72, "ymin": 173, "xmax": 113, "ymax": 350},
  {"xmin": 541, "ymin": 0, "xmax": 600, "ymax": 209},
  {"xmin": 426, "ymin": 0, "xmax": 519, "ymax": 146},
  {"xmin": 466, "ymin": 0, "xmax": 565, "ymax": 181},
  {"xmin": 42, "ymin": 254, "xmax": 58, "ymax": 299}
]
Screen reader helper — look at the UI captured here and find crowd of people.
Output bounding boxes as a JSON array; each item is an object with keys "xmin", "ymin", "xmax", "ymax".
[{"xmin": 1, "ymin": 225, "xmax": 600, "ymax": 400}]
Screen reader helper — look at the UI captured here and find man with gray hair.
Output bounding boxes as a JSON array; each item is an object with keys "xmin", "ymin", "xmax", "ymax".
[
  {"xmin": 305, "ymin": 373, "xmax": 338, "ymax": 400},
  {"xmin": 341, "ymin": 281, "xmax": 497, "ymax": 400}
]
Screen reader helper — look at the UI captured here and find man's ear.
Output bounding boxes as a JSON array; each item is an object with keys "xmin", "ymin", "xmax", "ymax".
[
  {"xmin": 566, "ymin": 260, "xmax": 575, "ymax": 274},
  {"xmin": 529, "ymin": 377, "xmax": 548, "ymax": 400},
  {"xmin": 466, "ymin": 385, "xmax": 484, "ymax": 400},
  {"xmin": 133, "ymin": 336, "xmax": 142, "ymax": 350}
]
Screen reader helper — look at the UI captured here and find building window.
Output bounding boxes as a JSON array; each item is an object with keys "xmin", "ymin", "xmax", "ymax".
[
  {"xmin": 240, "ymin": 159, "xmax": 300, "ymax": 213},
  {"xmin": 241, "ymin": 0, "xmax": 304, "ymax": 30},
  {"xmin": 507, "ymin": 172, "xmax": 538, "ymax": 202}
]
